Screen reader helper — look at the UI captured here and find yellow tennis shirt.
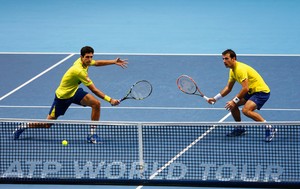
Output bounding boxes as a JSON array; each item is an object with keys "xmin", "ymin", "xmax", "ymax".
[
  {"xmin": 229, "ymin": 61, "xmax": 270, "ymax": 94},
  {"xmin": 55, "ymin": 58, "xmax": 95, "ymax": 99}
]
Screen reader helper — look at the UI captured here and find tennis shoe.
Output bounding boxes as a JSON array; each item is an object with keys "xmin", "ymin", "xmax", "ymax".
[
  {"xmin": 265, "ymin": 127, "xmax": 277, "ymax": 142},
  {"xmin": 227, "ymin": 127, "xmax": 246, "ymax": 137},
  {"xmin": 87, "ymin": 134, "xmax": 102, "ymax": 144},
  {"xmin": 13, "ymin": 126, "xmax": 25, "ymax": 140}
]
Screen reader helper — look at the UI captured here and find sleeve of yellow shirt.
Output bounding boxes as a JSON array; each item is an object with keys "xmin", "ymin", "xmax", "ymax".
[
  {"xmin": 228, "ymin": 62, "xmax": 248, "ymax": 83},
  {"xmin": 90, "ymin": 60, "xmax": 96, "ymax": 66},
  {"xmin": 77, "ymin": 70, "xmax": 93, "ymax": 86},
  {"xmin": 235, "ymin": 67, "xmax": 248, "ymax": 83}
]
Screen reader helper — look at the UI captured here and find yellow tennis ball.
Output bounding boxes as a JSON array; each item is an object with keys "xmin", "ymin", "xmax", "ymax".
[{"xmin": 62, "ymin": 140, "xmax": 68, "ymax": 146}]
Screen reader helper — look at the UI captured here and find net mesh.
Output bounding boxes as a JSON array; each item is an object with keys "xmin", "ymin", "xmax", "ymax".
[{"xmin": 1, "ymin": 119, "xmax": 299, "ymax": 187}]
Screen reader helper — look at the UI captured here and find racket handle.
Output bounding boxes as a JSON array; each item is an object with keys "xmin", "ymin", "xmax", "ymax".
[{"xmin": 203, "ymin": 96, "xmax": 215, "ymax": 105}]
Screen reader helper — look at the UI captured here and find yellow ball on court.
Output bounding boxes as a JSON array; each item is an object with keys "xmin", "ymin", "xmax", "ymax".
[{"xmin": 62, "ymin": 140, "xmax": 68, "ymax": 146}]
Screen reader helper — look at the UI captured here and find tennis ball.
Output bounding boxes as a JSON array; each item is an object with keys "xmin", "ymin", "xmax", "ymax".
[{"xmin": 62, "ymin": 140, "xmax": 68, "ymax": 146}]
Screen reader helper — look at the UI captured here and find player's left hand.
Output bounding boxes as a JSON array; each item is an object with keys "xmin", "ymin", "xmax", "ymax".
[
  {"xmin": 115, "ymin": 58, "xmax": 128, "ymax": 69},
  {"xmin": 225, "ymin": 100, "xmax": 236, "ymax": 111}
]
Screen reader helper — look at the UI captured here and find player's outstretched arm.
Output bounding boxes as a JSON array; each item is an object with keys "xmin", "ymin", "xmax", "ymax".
[
  {"xmin": 209, "ymin": 81, "xmax": 235, "ymax": 104},
  {"xmin": 94, "ymin": 58, "xmax": 128, "ymax": 68},
  {"xmin": 87, "ymin": 84, "xmax": 119, "ymax": 106}
]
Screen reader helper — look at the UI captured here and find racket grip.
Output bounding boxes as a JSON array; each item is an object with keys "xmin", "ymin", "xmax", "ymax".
[
  {"xmin": 119, "ymin": 97, "xmax": 125, "ymax": 102},
  {"xmin": 204, "ymin": 96, "xmax": 215, "ymax": 105},
  {"xmin": 203, "ymin": 96, "xmax": 209, "ymax": 101}
]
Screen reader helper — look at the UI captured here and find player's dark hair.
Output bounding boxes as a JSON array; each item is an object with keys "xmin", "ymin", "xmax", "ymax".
[
  {"xmin": 80, "ymin": 46, "xmax": 94, "ymax": 57},
  {"xmin": 222, "ymin": 49, "xmax": 237, "ymax": 59}
]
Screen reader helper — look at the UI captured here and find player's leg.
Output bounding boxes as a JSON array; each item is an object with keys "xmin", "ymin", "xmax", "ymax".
[
  {"xmin": 231, "ymin": 105, "xmax": 241, "ymax": 122},
  {"xmin": 13, "ymin": 95, "xmax": 70, "ymax": 140},
  {"xmin": 80, "ymin": 93, "xmax": 101, "ymax": 121},
  {"xmin": 74, "ymin": 88, "xmax": 101, "ymax": 144},
  {"xmin": 25, "ymin": 115, "xmax": 56, "ymax": 128},
  {"xmin": 242, "ymin": 100, "xmax": 264, "ymax": 121},
  {"xmin": 13, "ymin": 114, "xmax": 56, "ymax": 140},
  {"xmin": 227, "ymin": 99, "xmax": 247, "ymax": 137},
  {"xmin": 242, "ymin": 92, "xmax": 275, "ymax": 142}
]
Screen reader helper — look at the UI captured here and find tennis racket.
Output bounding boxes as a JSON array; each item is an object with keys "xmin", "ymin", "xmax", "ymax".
[
  {"xmin": 120, "ymin": 80, "xmax": 153, "ymax": 102},
  {"xmin": 177, "ymin": 75, "xmax": 213, "ymax": 104}
]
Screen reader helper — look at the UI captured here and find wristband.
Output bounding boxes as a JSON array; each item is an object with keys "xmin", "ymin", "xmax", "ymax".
[
  {"xmin": 213, "ymin": 93, "xmax": 222, "ymax": 101},
  {"xmin": 104, "ymin": 95, "xmax": 111, "ymax": 102},
  {"xmin": 233, "ymin": 96, "xmax": 240, "ymax": 104}
]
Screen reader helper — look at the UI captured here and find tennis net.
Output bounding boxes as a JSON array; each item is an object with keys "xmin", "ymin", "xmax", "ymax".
[{"xmin": 0, "ymin": 118, "xmax": 299, "ymax": 187}]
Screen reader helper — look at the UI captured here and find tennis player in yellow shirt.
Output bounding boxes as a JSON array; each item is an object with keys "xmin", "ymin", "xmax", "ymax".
[
  {"xmin": 13, "ymin": 46, "xmax": 128, "ymax": 143},
  {"xmin": 207, "ymin": 49, "xmax": 276, "ymax": 142}
]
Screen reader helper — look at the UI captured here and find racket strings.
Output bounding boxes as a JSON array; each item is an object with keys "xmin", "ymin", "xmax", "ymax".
[
  {"xmin": 178, "ymin": 77, "xmax": 197, "ymax": 94},
  {"xmin": 131, "ymin": 81, "xmax": 152, "ymax": 100}
]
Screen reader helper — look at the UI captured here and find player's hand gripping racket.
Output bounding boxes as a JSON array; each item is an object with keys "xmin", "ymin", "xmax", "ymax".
[
  {"xmin": 177, "ymin": 75, "xmax": 213, "ymax": 104},
  {"xmin": 120, "ymin": 80, "xmax": 153, "ymax": 102}
]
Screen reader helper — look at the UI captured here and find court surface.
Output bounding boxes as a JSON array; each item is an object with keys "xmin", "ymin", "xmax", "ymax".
[
  {"xmin": 1, "ymin": 53, "xmax": 299, "ymax": 189},
  {"xmin": 1, "ymin": 53, "xmax": 300, "ymax": 122},
  {"xmin": 1, "ymin": 0, "xmax": 300, "ymax": 188}
]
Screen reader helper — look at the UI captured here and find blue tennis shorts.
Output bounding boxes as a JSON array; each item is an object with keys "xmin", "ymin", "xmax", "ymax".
[
  {"xmin": 244, "ymin": 92, "xmax": 270, "ymax": 110},
  {"xmin": 49, "ymin": 88, "xmax": 88, "ymax": 118}
]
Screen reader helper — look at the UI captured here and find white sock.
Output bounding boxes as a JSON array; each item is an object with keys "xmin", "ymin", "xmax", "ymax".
[
  {"xmin": 20, "ymin": 122, "xmax": 28, "ymax": 129},
  {"xmin": 264, "ymin": 120, "xmax": 272, "ymax": 129},
  {"xmin": 90, "ymin": 125, "xmax": 96, "ymax": 135}
]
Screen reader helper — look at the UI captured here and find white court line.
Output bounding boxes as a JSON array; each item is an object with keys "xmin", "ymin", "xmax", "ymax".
[
  {"xmin": 0, "ymin": 54, "xmax": 74, "ymax": 101},
  {"xmin": 136, "ymin": 112, "xmax": 231, "ymax": 189},
  {"xmin": 0, "ymin": 105, "xmax": 299, "ymax": 111},
  {"xmin": 1, "ymin": 52, "xmax": 300, "ymax": 56}
]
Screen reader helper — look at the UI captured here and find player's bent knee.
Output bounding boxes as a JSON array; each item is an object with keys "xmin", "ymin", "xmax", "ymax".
[
  {"xmin": 92, "ymin": 100, "xmax": 101, "ymax": 110},
  {"xmin": 242, "ymin": 108, "xmax": 251, "ymax": 117}
]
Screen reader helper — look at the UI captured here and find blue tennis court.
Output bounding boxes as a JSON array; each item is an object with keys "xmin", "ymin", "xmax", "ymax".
[
  {"xmin": 1, "ymin": 53, "xmax": 300, "ymax": 189},
  {"xmin": 1, "ymin": 53, "xmax": 299, "ymax": 122},
  {"xmin": 1, "ymin": 0, "xmax": 300, "ymax": 188}
]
